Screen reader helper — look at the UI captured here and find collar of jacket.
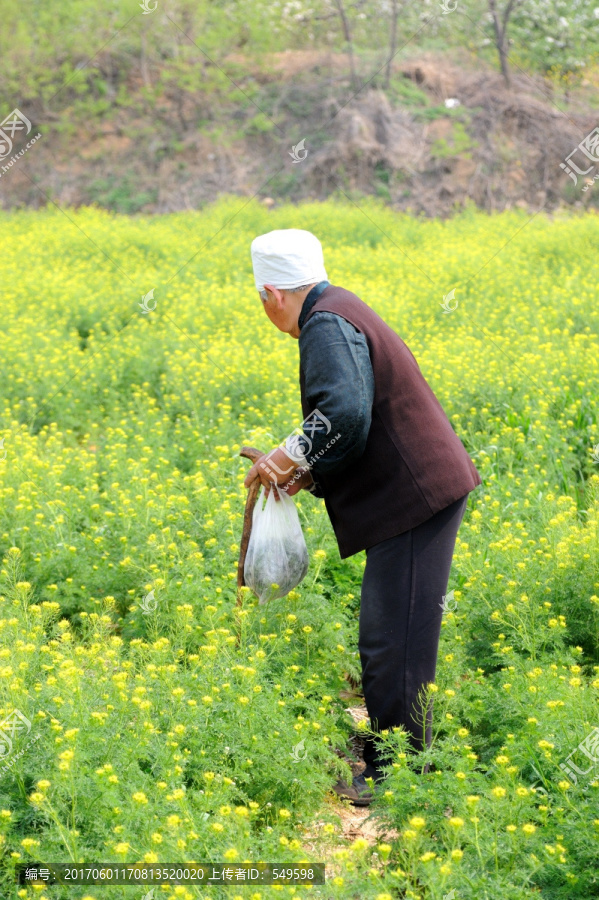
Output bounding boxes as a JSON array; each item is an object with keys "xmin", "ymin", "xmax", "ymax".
[{"xmin": 298, "ymin": 281, "xmax": 331, "ymax": 331}]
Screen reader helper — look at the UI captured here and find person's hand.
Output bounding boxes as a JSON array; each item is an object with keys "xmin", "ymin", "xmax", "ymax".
[
  {"xmin": 280, "ymin": 466, "xmax": 314, "ymax": 498},
  {"xmin": 244, "ymin": 446, "xmax": 301, "ymax": 501}
]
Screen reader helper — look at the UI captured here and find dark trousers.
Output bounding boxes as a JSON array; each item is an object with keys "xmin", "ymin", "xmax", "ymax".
[{"xmin": 359, "ymin": 493, "xmax": 469, "ymax": 773}]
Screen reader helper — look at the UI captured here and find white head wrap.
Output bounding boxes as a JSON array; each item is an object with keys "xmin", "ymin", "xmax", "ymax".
[{"xmin": 250, "ymin": 229, "xmax": 328, "ymax": 292}]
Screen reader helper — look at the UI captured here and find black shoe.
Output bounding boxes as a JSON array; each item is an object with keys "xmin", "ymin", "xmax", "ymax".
[{"xmin": 332, "ymin": 772, "xmax": 379, "ymax": 806}]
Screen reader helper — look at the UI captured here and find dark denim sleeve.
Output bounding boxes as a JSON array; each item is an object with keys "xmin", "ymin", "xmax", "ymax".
[{"xmin": 297, "ymin": 312, "xmax": 374, "ymax": 488}]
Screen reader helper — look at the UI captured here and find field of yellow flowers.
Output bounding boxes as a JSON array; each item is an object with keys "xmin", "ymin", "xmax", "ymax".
[{"xmin": 0, "ymin": 198, "xmax": 598, "ymax": 900}]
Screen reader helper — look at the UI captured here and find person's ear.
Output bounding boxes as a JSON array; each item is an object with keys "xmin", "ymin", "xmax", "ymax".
[{"xmin": 264, "ymin": 284, "xmax": 284, "ymax": 307}]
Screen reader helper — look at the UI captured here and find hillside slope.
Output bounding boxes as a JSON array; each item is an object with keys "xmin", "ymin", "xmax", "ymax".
[{"xmin": 1, "ymin": 50, "xmax": 598, "ymax": 217}]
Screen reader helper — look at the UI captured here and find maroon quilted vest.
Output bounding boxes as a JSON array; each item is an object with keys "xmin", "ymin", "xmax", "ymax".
[{"xmin": 299, "ymin": 284, "xmax": 482, "ymax": 558}]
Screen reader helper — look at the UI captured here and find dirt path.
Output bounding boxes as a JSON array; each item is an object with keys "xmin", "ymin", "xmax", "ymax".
[{"xmin": 301, "ymin": 701, "xmax": 399, "ymax": 860}]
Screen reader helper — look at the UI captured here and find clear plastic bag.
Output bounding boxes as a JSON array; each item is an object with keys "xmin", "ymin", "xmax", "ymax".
[{"xmin": 244, "ymin": 484, "xmax": 309, "ymax": 604}]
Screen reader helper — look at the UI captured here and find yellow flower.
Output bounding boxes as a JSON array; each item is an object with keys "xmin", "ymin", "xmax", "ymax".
[
  {"xmin": 351, "ymin": 838, "xmax": 369, "ymax": 852},
  {"xmin": 449, "ymin": 817, "xmax": 464, "ymax": 828},
  {"xmin": 20, "ymin": 838, "xmax": 40, "ymax": 850},
  {"xmin": 451, "ymin": 848, "xmax": 463, "ymax": 860},
  {"xmin": 409, "ymin": 816, "xmax": 426, "ymax": 829},
  {"xmin": 522, "ymin": 824, "xmax": 536, "ymax": 834},
  {"xmin": 377, "ymin": 843, "xmax": 392, "ymax": 861},
  {"xmin": 491, "ymin": 787, "xmax": 506, "ymax": 798}
]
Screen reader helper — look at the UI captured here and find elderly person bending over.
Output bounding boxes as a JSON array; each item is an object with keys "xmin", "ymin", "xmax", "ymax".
[{"xmin": 244, "ymin": 229, "xmax": 482, "ymax": 805}]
